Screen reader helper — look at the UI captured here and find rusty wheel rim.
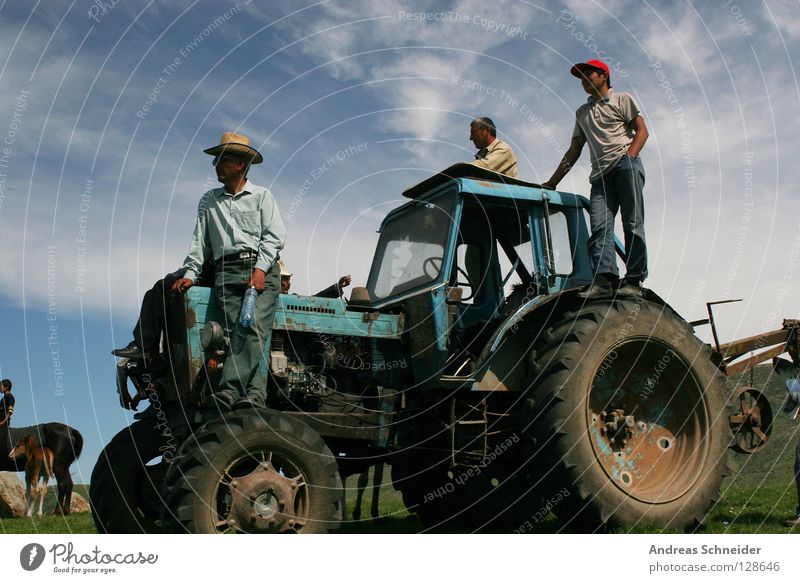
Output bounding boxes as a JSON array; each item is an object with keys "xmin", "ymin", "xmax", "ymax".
[
  {"xmin": 211, "ymin": 449, "xmax": 309, "ymax": 533},
  {"xmin": 729, "ymin": 386, "xmax": 772, "ymax": 454},
  {"xmin": 586, "ymin": 338, "xmax": 711, "ymax": 504}
]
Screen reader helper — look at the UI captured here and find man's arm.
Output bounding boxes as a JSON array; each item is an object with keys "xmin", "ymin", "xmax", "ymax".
[
  {"xmin": 173, "ymin": 194, "xmax": 212, "ymax": 292},
  {"xmin": 250, "ymin": 190, "xmax": 286, "ymax": 292},
  {"xmin": 626, "ymin": 116, "xmax": 648, "ymax": 158},
  {"xmin": 542, "ymin": 137, "xmax": 583, "ymax": 190},
  {"xmin": 315, "ymin": 275, "xmax": 351, "ymax": 298},
  {"xmin": 0, "ymin": 395, "xmax": 13, "ymax": 427}
]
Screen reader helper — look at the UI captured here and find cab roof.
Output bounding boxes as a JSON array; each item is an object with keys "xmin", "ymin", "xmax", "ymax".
[{"xmin": 400, "ymin": 163, "xmax": 588, "ymax": 208}]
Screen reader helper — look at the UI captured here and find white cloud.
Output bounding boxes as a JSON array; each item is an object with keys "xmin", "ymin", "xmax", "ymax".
[{"xmin": 762, "ymin": 0, "xmax": 800, "ymax": 41}]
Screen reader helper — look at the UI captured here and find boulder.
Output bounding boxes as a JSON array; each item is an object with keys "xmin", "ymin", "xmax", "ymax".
[
  {"xmin": 0, "ymin": 473, "xmax": 90, "ymax": 516},
  {"xmin": 66, "ymin": 493, "xmax": 90, "ymax": 514},
  {"xmin": 0, "ymin": 472, "xmax": 25, "ymax": 517}
]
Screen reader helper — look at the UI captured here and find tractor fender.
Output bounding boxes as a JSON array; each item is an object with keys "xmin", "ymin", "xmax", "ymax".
[{"xmin": 476, "ymin": 286, "xmax": 675, "ymax": 367}]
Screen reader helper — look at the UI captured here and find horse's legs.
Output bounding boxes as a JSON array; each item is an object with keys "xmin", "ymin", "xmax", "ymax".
[
  {"xmin": 36, "ymin": 479, "xmax": 46, "ymax": 517},
  {"xmin": 353, "ymin": 469, "xmax": 369, "ymax": 521},
  {"xmin": 25, "ymin": 482, "xmax": 34, "ymax": 517},
  {"xmin": 53, "ymin": 464, "xmax": 73, "ymax": 515},
  {"xmin": 340, "ymin": 475, "xmax": 350, "ymax": 521},
  {"xmin": 371, "ymin": 463, "xmax": 384, "ymax": 519}
]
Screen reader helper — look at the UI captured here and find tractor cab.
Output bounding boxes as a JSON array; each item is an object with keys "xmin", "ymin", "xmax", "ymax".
[{"xmin": 365, "ymin": 164, "xmax": 595, "ymax": 384}]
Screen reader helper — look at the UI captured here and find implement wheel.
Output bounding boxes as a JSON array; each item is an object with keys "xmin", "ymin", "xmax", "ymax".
[
  {"xmin": 528, "ymin": 297, "xmax": 729, "ymax": 531},
  {"xmin": 90, "ymin": 419, "xmax": 172, "ymax": 533},
  {"xmin": 165, "ymin": 410, "xmax": 341, "ymax": 533}
]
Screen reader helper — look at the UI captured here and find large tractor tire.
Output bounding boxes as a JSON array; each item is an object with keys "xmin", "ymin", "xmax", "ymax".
[
  {"xmin": 90, "ymin": 419, "xmax": 172, "ymax": 533},
  {"xmin": 165, "ymin": 410, "xmax": 342, "ymax": 533},
  {"xmin": 527, "ymin": 297, "xmax": 729, "ymax": 531}
]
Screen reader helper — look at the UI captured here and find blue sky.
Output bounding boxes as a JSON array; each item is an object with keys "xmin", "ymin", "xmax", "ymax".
[{"xmin": 0, "ymin": 0, "xmax": 798, "ymax": 482}]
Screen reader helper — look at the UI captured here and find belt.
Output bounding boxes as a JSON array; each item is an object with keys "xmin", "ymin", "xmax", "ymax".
[{"xmin": 220, "ymin": 250, "xmax": 258, "ymax": 262}]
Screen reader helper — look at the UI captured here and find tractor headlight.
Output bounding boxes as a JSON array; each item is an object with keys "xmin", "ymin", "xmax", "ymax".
[{"xmin": 201, "ymin": 321, "xmax": 225, "ymax": 351}]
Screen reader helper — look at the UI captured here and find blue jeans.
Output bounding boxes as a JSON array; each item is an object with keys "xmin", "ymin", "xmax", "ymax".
[
  {"xmin": 589, "ymin": 155, "xmax": 647, "ymax": 282},
  {"xmin": 215, "ymin": 257, "xmax": 280, "ymax": 399}
]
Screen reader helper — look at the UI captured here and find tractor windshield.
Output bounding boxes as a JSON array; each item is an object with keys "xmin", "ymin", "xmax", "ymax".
[{"xmin": 367, "ymin": 194, "xmax": 456, "ymax": 302}]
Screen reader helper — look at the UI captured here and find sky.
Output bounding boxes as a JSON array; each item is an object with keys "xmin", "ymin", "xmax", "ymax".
[{"xmin": 0, "ymin": 0, "xmax": 798, "ymax": 485}]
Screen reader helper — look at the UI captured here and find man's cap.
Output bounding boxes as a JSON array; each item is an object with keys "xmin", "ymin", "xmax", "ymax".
[
  {"xmin": 204, "ymin": 132, "xmax": 263, "ymax": 164},
  {"xmin": 278, "ymin": 260, "xmax": 292, "ymax": 277},
  {"xmin": 570, "ymin": 59, "xmax": 610, "ymax": 79}
]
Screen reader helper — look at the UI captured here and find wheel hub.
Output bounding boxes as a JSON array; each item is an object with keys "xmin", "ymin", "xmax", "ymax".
[
  {"xmin": 600, "ymin": 407, "xmax": 636, "ymax": 450},
  {"xmin": 227, "ymin": 462, "xmax": 303, "ymax": 533},
  {"xmin": 587, "ymin": 340, "xmax": 710, "ymax": 504}
]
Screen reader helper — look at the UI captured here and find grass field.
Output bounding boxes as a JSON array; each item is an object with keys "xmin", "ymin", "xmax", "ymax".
[{"xmin": 2, "ymin": 365, "xmax": 798, "ymax": 534}]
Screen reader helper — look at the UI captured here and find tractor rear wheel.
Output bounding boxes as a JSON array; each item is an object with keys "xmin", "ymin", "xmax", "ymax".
[
  {"xmin": 527, "ymin": 297, "xmax": 729, "ymax": 531},
  {"xmin": 165, "ymin": 410, "xmax": 342, "ymax": 533},
  {"xmin": 90, "ymin": 419, "xmax": 172, "ymax": 533}
]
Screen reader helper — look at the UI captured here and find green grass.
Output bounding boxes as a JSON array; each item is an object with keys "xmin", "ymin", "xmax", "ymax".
[
  {"xmin": 0, "ymin": 485, "xmax": 94, "ymax": 534},
  {"xmin": 3, "ymin": 364, "xmax": 798, "ymax": 534}
]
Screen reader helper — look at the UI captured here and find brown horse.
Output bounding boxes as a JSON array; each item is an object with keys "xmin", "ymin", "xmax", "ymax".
[
  {"xmin": 1, "ymin": 423, "xmax": 83, "ymax": 514},
  {"xmin": 9, "ymin": 435, "xmax": 55, "ymax": 517}
]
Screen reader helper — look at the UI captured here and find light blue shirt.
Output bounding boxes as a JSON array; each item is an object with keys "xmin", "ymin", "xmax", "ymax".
[{"xmin": 181, "ymin": 180, "xmax": 285, "ymax": 280}]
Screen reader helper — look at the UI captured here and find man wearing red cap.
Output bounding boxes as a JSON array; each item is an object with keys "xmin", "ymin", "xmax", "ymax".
[{"xmin": 543, "ymin": 59, "xmax": 649, "ymax": 297}]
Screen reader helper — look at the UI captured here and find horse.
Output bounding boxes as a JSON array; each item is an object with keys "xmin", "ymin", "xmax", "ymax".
[
  {"xmin": 352, "ymin": 462, "xmax": 384, "ymax": 521},
  {"xmin": 9, "ymin": 435, "xmax": 55, "ymax": 517},
  {"xmin": 0, "ymin": 423, "xmax": 83, "ymax": 515},
  {"xmin": 340, "ymin": 461, "xmax": 384, "ymax": 522}
]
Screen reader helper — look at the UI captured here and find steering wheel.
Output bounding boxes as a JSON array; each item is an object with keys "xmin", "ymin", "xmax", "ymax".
[{"xmin": 422, "ymin": 257, "xmax": 476, "ymax": 302}]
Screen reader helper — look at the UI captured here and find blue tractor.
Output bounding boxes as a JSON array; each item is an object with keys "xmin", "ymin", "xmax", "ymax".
[{"xmin": 90, "ymin": 164, "xmax": 740, "ymax": 533}]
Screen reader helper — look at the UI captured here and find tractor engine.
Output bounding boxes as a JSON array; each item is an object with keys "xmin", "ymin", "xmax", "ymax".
[{"xmin": 268, "ymin": 331, "xmax": 372, "ymax": 410}]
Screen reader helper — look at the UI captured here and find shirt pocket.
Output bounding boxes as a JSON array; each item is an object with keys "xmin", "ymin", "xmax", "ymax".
[{"xmin": 233, "ymin": 210, "xmax": 261, "ymax": 236}]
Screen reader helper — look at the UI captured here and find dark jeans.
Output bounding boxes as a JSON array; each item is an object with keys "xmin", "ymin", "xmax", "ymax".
[
  {"xmin": 589, "ymin": 154, "xmax": 647, "ymax": 282},
  {"xmin": 132, "ymin": 277, "xmax": 176, "ymax": 351},
  {"xmin": 215, "ymin": 257, "xmax": 280, "ymax": 399}
]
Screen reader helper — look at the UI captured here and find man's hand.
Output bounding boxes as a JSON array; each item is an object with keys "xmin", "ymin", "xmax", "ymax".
[
  {"xmin": 542, "ymin": 181, "xmax": 557, "ymax": 191},
  {"xmin": 626, "ymin": 115, "xmax": 648, "ymax": 159},
  {"xmin": 249, "ymin": 268, "xmax": 266, "ymax": 292},
  {"xmin": 338, "ymin": 274, "xmax": 352, "ymax": 289},
  {"xmin": 172, "ymin": 278, "xmax": 194, "ymax": 293}
]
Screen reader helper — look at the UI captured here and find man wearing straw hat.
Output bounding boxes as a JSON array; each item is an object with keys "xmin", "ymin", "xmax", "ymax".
[{"xmin": 171, "ymin": 131, "xmax": 285, "ymax": 410}]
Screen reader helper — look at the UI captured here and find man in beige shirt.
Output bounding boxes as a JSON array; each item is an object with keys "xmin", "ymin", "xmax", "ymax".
[{"xmin": 469, "ymin": 117, "xmax": 518, "ymax": 177}]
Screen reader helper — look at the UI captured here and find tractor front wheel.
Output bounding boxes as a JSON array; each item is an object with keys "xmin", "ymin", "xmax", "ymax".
[{"xmin": 165, "ymin": 410, "xmax": 342, "ymax": 533}]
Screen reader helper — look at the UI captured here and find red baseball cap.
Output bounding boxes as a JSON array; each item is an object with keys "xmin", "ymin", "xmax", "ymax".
[{"xmin": 570, "ymin": 59, "xmax": 610, "ymax": 79}]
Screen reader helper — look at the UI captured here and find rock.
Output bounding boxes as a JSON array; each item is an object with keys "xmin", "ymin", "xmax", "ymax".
[
  {"xmin": 0, "ymin": 472, "xmax": 26, "ymax": 517},
  {"xmin": 66, "ymin": 493, "xmax": 90, "ymax": 514},
  {"xmin": 1, "ymin": 473, "xmax": 90, "ymax": 516}
]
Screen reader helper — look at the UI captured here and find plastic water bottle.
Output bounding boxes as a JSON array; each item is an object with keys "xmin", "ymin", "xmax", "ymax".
[{"xmin": 239, "ymin": 287, "xmax": 257, "ymax": 328}]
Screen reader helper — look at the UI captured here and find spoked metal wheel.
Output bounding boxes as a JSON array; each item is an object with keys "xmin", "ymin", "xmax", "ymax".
[
  {"xmin": 214, "ymin": 450, "xmax": 311, "ymax": 533},
  {"xmin": 728, "ymin": 386, "xmax": 773, "ymax": 454},
  {"xmin": 166, "ymin": 410, "xmax": 342, "ymax": 534}
]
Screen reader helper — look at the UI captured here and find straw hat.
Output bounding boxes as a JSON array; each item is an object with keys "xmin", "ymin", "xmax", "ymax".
[
  {"xmin": 278, "ymin": 260, "xmax": 292, "ymax": 277},
  {"xmin": 204, "ymin": 132, "xmax": 263, "ymax": 164}
]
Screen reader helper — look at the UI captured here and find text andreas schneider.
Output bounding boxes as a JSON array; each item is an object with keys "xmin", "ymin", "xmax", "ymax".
[
  {"xmin": 650, "ymin": 544, "xmax": 762, "ymax": 555},
  {"xmin": 49, "ymin": 543, "xmax": 158, "ymax": 571}
]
